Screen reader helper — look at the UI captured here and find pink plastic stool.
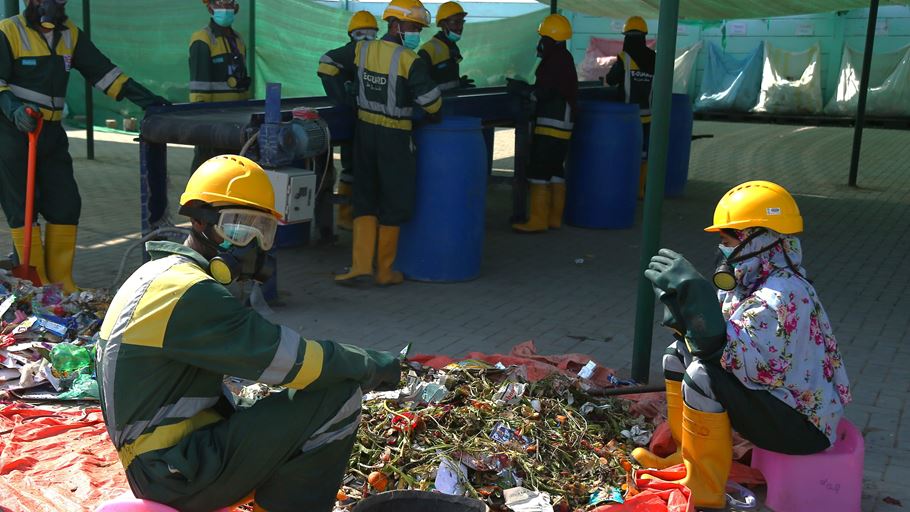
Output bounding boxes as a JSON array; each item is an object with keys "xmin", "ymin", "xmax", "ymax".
[
  {"xmin": 94, "ymin": 490, "xmax": 233, "ymax": 512},
  {"xmin": 751, "ymin": 419, "xmax": 864, "ymax": 512}
]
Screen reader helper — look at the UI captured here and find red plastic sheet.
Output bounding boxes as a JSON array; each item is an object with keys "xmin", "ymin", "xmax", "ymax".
[{"xmin": 0, "ymin": 402, "xmax": 127, "ymax": 512}]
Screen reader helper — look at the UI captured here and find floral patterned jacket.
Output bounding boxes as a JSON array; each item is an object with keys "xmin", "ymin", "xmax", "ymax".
[{"xmin": 719, "ymin": 229, "xmax": 851, "ymax": 444}]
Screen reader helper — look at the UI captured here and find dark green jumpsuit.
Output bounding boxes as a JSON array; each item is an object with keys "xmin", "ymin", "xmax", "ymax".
[
  {"xmin": 0, "ymin": 14, "xmax": 161, "ymax": 228},
  {"xmin": 96, "ymin": 242, "xmax": 400, "ymax": 512},
  {"xmin": 418, "ymin": 32, "xmax": 463, "ymax": 91},
  {"xmin": 318, "ymin": 41, "xmax": 357, "ymax": 186}
]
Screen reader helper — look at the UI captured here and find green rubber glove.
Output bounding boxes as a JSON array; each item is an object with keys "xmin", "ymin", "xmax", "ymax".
[
  {"xmin": 645, "ymin": 248, "xmax": 727, "ymax": 360},
  {"xmin": 363, "ymin": 349, "xmax": 402, "ymax": 392},
  {"xmin": 12, "ymin": 104, "xmax": 38, "ymax": 132},
  {"xmin": 655, "ymin": 287, "xmax": 686, "ymax": 338}
]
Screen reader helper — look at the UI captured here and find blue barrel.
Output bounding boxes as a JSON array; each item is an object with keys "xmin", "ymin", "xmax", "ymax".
[
  {"xmin": 666, "ymin": 93, "xmax": 694, "ymax": 198},
  {"xmin": 565, "ymin": 101, "xmax": 642, "ymax": 229},
  {"xmin": 396, "ymin": 116, "xmax": 487, "ymax": 282}
]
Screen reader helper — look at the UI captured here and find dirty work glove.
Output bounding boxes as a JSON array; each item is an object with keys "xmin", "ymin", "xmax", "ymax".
[
  {"xmin": 645, "ymin": 248, "xmax": 727, "ymax": 361},
  {"xmin": 12, "ymin": 104, "xmax": 39, "ymax": 133},
  {"xmin": 120, "ymin": 78, "xmax": 171, "ymax": 110},
  {"xmin": 506, "ymin": 78, "xmax": 535, "ymax": 101},
  {"xmin": 363, "ymin": 349, "xmax": 402, "ymax": 392},
  {"xmin": 459, "ymin": 75, "xmax": 476, "ymax": 88}
]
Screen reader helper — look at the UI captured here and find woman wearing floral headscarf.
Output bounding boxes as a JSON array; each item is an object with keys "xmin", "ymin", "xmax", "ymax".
[{"xmin": 633, "ymin": 180, "xmax": 851, "ymax": 509}]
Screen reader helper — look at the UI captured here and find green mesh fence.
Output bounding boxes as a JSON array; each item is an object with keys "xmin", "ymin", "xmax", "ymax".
[{"xmin": 58, "ymin": 0, "xmax": 545, "ymax": 128}]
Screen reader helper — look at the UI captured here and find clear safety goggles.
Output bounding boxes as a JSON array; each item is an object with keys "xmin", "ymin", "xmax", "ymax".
[{"xmin": 213, "ymin": 208, "xmax": 278, "ymax": 251}]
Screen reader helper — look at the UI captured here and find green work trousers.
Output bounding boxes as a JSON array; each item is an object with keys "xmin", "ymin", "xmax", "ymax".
[
  {"xmin": 126, "ymin": 384, "xmax": 362, "ymax": 512},
  {"xmin": 352, "ymin": 120, "xmax": 416, "ymax": 226},
  {"xmin": 0, "ymin": 118, "xmax": 80, "ymax": 229}
]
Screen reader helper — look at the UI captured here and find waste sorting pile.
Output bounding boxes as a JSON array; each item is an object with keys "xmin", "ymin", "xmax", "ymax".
[
  {"xmin": 0, "ymin": 273, "xmax": 110, "ymax": 399},
  {"xmin": 335, "ymin": 359, "xmax": 655, "ymax": 512}
]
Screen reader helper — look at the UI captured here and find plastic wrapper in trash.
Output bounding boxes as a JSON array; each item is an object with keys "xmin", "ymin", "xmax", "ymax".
[
  {"xmin": 434, "ymin": 458, "xmax": 469, "ymax": 495},
  {"xmin": 620, "ymin": 425, "xmax": 652, "ymax": 446},
  {"xmin": 577, "ymin": 361, "xmax": 597, "ymax": 380},
  {"xmin": 588, "ymin": 487, "xmax": 624, "ymax": 506},
  {"xmin": 493, "ymin": 382, "xmax": 527, "ymax": 406},
  {"xmin": 503, "ymin": 486, "xmax": 554, "ymax": 512},
  {"xmin": 58, "ymin": 372, "xmax": 100, "ymax": 400}
]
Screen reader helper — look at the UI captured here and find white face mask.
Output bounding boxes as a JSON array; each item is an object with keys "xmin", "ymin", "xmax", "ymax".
[{"xmin": 718, "ymin": 244, "xmax": 735, "ymax": 260}]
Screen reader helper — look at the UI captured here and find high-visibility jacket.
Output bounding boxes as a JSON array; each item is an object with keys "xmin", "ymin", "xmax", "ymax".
[
  {"xmin": 317, "ymin": 41, "xmax": 356, "ymax": 107},
  {"xmin": 188, "ymin": 21, "xmax": 250, "ymax": 103},
  {"xmin": 96, "ymin": 241, "xmax": 397, "ymax": 469},
  {"xmin": 0, "ymin": 14, "xmax": 130, "ymax": 121},
  {"xmin": 606, "ymin": 43, "xmax": 655, "ymax": 124},
  {"xmin": 418, "ymin": 32, "xmax": 462, "ymax": 91}
]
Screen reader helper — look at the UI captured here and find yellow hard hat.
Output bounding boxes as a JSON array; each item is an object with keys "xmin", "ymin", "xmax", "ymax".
[
  {"xmin": 348, "ymin": 10, "xmax": 378, "ymax": 32},
  {"xmin": 180, "ymin": 155, "xmax": 281, "ymax": 219},
  {"xmin": 436, "ymin": 1, "xmax": 467, "ymax": 26},
  {"xmin": 704, "ymin": 180, "xmax": 803, "ymax": 234},
  {"xmin": 382, "ymin": 0, "xmax": 431, "ymax": 27},
  {"xmin": 623, "ymin": 16, "xmax": 648, "ymax": 34},
  {"xmin": 538, "ymin": 14, "xmax": 572, "ymax": 42}
]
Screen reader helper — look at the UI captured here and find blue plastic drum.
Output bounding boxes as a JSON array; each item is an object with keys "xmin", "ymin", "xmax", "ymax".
[
  {"xmin": 396, "ymin": 116, "xmax": 487, "ymax": 282},
  {"xmin": 565, "ymin": 101, "xmax": 642, "ymax": 229},
  {"xmin": 666, "ymin": 93, "xmax": 694, "ymax": 198}
]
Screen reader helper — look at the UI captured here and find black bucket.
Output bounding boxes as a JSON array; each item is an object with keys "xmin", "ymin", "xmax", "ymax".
[{"xmin": 352, "ymin": 491, "xmax": 487, "ymax": 512}]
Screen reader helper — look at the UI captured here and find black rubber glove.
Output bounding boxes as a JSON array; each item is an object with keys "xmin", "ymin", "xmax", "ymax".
[
  {"xmin": 645, "ymin": 248, "xmax": 727, "ymax": 360},
  {"xmin": 363, "ymin": 349, "xmax": 402, "ymax": 392},
  {"xmin": 120, "ymin": 78, "xmax": 171, "ymax": 110},
  {"xmin": 506, "ymin": 78, "xmax": 535, "ymax": 100},
  {"xmin": 12, "ymin": 104, "xmax": 39, "ymax": 132},
  {"xmin": 460, "ymin": 75, "xmax": 476, "ymax": 88}
]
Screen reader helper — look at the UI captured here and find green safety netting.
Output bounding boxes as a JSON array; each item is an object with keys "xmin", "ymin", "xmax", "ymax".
[
  {"xmin": 60, "ymin": 0, "xmax": 546, "ymax": 128},
  {"xmin": 536, "ymin": 0, "xmax": 903, "ymax": 21}
]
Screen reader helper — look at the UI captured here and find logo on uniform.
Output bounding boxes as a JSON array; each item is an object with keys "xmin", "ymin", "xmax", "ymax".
[{"xmin": 62, "ymin": 55, "xmax": 72, "ymax": 72}]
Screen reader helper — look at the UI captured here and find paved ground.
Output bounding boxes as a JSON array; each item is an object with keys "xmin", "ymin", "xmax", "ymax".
[{"xmin": 2, "ymin": 121, "xmax": 908, "ymax": 511}]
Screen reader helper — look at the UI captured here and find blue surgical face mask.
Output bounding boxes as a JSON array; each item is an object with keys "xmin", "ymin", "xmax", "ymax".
[
  {"xmin": 718, "ymin": 244, "xmax": 735, "ymax": 260},
  {"xmin": 446, "ymin": 30, "xmax": 461, "ymax": 42},
  {"xmin": 213, "ymin": 8, "xmax": 235, "ymax": 27},
  {"xmin": 402, "ymin": 31, "xmax": 421, "ymax": 50}
]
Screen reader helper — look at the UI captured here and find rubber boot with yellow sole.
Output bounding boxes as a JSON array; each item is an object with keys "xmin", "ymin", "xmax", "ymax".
[
  {"xmin": 632, "ymin": 379, "xmax": 683, "ymax": 469},
  {"xmin": 677, "ymin": 403, "xmax": 733, "ymax": 510},
  {"xmin": 337, "ymin": 181, "xmax": 354, "ymax": 231},
  {"xmin": 44, "ymin": 224, "xmax": 80, "ymax": 293},
  {"xmin": 548, "ymin": 182, "xmax": 566, "ymax": 229},
  {"xmin": 375, "ymin": 225, "xmax": 404, "ymax": 286},
  {"xmin": 11, "ymin": 225, "xmax": 50, "ymax": 285},
  {"xmin": 512, "ymin": 183, "xmax": 550, "ymax": 233},
  {"xmin": 335, "ymin": 216, "xmax": 377, "ymax": 286},
  {"xmin": 638, "ymin": 161, "xmax": 648, "ymax": 200}
]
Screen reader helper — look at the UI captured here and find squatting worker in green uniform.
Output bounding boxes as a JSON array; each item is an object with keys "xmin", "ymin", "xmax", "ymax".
[
  {"xmin": 189, "ymin": 0, "xmax": 251, "ymax": 174},
  {"xmin": 317, "ymin": 10, "xmax": 379, "ymax": 232},
  {"xmin": 0, "ymin": 0, "xmax": 168, "ymax": 293},
  {"xmin": 507, "ymin": 14, "xmax": 578, "ymax": 233},
  {"xmin": 334, "ymin": 0, "xmax": 442, "ymax": 287},
  {"xmin": 96, "ymin": 155, "xmax": 402, "ymax": 512},
  {"xmin": 418, "ymin": 1, "xmax": 474, "ymax": 91}
]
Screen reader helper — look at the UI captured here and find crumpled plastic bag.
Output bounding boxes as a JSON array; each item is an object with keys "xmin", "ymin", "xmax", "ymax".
[{"xmin": 57, "ymin": 373, "xmax": 100, "ymax": 400}]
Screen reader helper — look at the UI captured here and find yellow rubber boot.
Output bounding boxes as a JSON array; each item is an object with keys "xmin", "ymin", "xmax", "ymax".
[
  {"xmin": 548, "ymin": 182, "xmax": 566, "ymax": 229},
  {"xmin": 375, "ymin": 225, "xmax": 404, "ymax": 286},
  {"xmin": 512, "ymin": 183, "xmax": 550, "ymax": 233},
  {"xmin": 677, "ymin": 403, "xmax": 733, "ymax": 510},
  {"xmin": 632, "ymin": 379, "xmax": 683, "ymax": 469},
  {"xmin": 335, "ymin": 216, "xmax": 377, "ymax": 285},
  {"xmin": 44, "ymin": 224, "xmax": 80, "ymax": 293},
  {"xmin": 638, "ymin": 161, "xmax": 648, "ymax": 200},
  {"xmin": 337, "ymin": 181, "xmax": 354, "ymax": 231},
  {"xmin": 10, "ymin": 225, "xmax": 50, "ymax": 285}
]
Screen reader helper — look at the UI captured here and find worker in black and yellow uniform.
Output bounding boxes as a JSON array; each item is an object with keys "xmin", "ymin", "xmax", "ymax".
[
  {"xmin": 334, "ymin": 0, "xmax": 442, "ymax": 287},
  {"xmin": 0, "ymin": 0, "xmax": 168, "ymax": 293},
  {"xmin": 317, "ymin": 10, "xmax": 378, "ymax": 232},
  {"xmin": 96, "ymin": 155, "xmax": 401, "ymax": 512},
  {"xmin": 507, "ymin": 14, "xmax": 577, "ymax": 233},
  {"xmin": 605, "ymin": 16, "xmax": 654, "ymax": 199},
  {"xmin": 188, "ymin": 0, "xmax": 251, "ymax": 174},
  {"xmin": 418, "ymin": 1, "xmax": 473, "ymax": 91}
]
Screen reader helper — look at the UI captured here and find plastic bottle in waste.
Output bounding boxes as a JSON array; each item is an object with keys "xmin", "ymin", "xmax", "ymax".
[{"xmin": 50, "ymin": 343, "xmax": 92, "ymax": 376}]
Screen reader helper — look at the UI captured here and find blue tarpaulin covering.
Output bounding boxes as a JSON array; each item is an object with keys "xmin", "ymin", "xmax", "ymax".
[{"xmin": 695, "ymin": 42, "xmax": 764, "ymax": 113}]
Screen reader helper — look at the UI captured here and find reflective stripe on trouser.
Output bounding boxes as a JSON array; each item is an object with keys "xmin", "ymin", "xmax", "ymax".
[
  {"xmin": 664, "ymin": 339, "xmax": 723, "ymax": 413},
  {"xmin": 351, "ymin": 120, "xmax": 416, "ymax": 226},
  {"xmin": 0, "ymin": 118, "xmax": 79, "ymax": 228},
  {"xmin": 126, "ymin": 384, "xmax": 363, "ymax": 512},
  {"xmin": 527, "ymin": 133, "xmax": 569, "ymax": 182}
]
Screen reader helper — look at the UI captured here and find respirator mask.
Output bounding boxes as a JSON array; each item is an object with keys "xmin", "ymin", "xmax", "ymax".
[
  {"xmin": 183, "ymin": 206, "xmax": 278, "ymax": 284},
  {"xmin": 38, "ymin": 0, "xmax": 67, "ymax": 30}
]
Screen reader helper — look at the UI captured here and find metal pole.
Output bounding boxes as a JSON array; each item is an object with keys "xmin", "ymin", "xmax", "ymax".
[
  {"xmin": 3, "ymin": 0, "xmax": 18, "ymax": 18},
  {"xmin": 848, "ymin": 0, "xmax": 879, "ymax": 187},
  {"xmin": 248, "ymin": 0, "xmax": 256, "ymax": 98},
  {"xmin": 83, "ymin": 0, "xmax": 94, "ymax": 160},
  {"xmin": 631, "ymin": 0, "xmax": 680, "ymax": 384},
  {"xmin": 550, "ymin": 0, "xmax": 557, "ymax": 14}
]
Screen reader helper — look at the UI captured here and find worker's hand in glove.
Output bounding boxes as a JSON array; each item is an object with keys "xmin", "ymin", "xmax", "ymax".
[
  {"xmin": 645, "ymin": 249, "xmax": 727, "ymax": 361},
  {"xmin": 343, "ymin": 80, "xmax": 357, "ymax": 97},
  {"xmin": 364, "ymin": 350, "xmax": 403, "ymax": 392},
  {"xmin": 459, "ymin": 75, "xmax": 476, "ymax": 88},
  {"xmin": 506, "ymin": 78, "xmax": 535, "ymax": 100},
  {"xmin": 655, "ymin": 287, "xmax": 686, "ymax": 339},
  {"xmin": 120, "ymin": 78, "xmax": 171, "ymax": 110},
  {"xmin": 12, "ymin": 104, "xmax": 39, "ymax": 133}
]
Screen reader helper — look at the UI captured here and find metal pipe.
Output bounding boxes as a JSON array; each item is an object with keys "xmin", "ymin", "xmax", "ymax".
[
  {"xmin": 83, "ymin": 0, "xmax": 94, "ymax": 160},
  {"xmin": 631, "ymin": 0, "xmax": 681, "ymax": 384},
  {"xmin": 3, "ymin": 0, "xmax": 18, "ymax": 18},
  {"xmin": 248, "ymin": 0, "xmax": 256, "ymax": 98},
  {"xmin": 585, "ymin": 383, "xmax": 666, "ymax": 397},
  {"xmin": 848, "ymin": 0, "xmax": 880, "ymax": 187}
]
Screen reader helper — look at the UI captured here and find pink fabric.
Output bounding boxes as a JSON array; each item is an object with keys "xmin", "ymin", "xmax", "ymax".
[{"xmin": 578, "ymin": 36, "xmax": 657, "ymax": 81}]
